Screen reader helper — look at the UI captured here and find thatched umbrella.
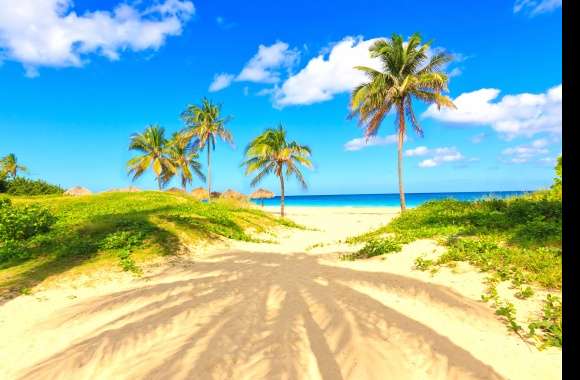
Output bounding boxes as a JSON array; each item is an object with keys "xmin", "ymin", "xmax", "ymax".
[
  {"xmin": 221, "ymin": 189, "xmax": 247, "ymax": 201},
  {"xmin": 64, "ymin": 186, "xmax": 92, "ymax": 196},
  {"xmin": 250, "ymin": 188, "xmax": 274, "ymax": 206},
  {"xmin": 191, "ymin": 187, "xmax": 209, "ymax": 200}
]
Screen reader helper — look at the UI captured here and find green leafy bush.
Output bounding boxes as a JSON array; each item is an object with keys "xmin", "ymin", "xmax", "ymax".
[
  {"xmin": 340, "ymin": 238, "xmax": 401, "ymax": 261},
  {"xmin": 0, "ymin": 198, "xmax": 56, "ymax": 262},
  {"xmin": 100, "ymin": 230, "xmax": 145, "ymax": 251},
  {"xmin": 528, "ymin": 294, "xmax": 562, "ymax": 348},
  {"xmin": 0, "ymin": 199, "xmax": 56, "ymax": 243},
  {"xmin": 2, "ymin": 177, "xmax": 64, "ymax": 195}
]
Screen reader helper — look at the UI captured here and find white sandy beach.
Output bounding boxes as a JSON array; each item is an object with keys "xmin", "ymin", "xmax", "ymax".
[{"xmin": 0, "ymin": 206, "xmax": 562, "ymax": 380}]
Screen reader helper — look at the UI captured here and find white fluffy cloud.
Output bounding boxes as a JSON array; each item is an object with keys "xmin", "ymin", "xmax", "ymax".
[
  {"xmin": 273, "ymin": 36, "xmax": 382, "ymax": 107},
  {"xmin": 514, "ymin": 0, "xmax": 562, "ymax": 15},
  {"xmin": 236, "ymin": 42, "xmax": 299, "ymax": 83},
  {"xmin": 209, "ymin": 73, "xmax": 234, "ymax": 92},
  {"xmin": 344, "ymin": 134, "xmax": 398, "ymax": 151},
  {"xmin": 208, "ymin": 41, "xmax": 299, "ymax": 91},
  {"xmin": 502, "ymin": 138, "xmax": 551, "ymax": 163},
  {"xmin": 422, "ymin": 84, "xmax": 562, "ymax": 139},
  {"xmin": 404, "ymin": 146, "xmax": 466, "ymax": 168},
  {"xmin": 0, "ymin": 0, "xmax": 194, "ymax": 76}
]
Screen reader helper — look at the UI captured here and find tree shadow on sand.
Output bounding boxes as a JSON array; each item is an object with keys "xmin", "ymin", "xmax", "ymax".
[{"xmin": 19, "ymin": 251, "xmax": 505, "ymax": 380}]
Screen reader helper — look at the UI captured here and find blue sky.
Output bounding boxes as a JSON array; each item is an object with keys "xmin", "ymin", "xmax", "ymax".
[{"xmin": 0, "ymin": 0, "xmax": 562, "ymax": 195}]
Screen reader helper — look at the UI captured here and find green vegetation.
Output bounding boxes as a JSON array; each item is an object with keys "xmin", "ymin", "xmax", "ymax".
[
  {"xmin": 340, "ymin": 238, "xmax": 401, "ymax": 261},
  {"xmin": 242, "ymin": 124, "xmax": 313, "ymax": 217},
  {"xmin": 529, "ymin": 294, "xmax": 562, "ymax": 349},
  {"xmin": 0, "ymin": 177, "xmax": 64, "ymax": 195},
  {"xmin": 349, "ymin": 196, "xmax": 562, "ymax": 289},
  {"xmin": 0, "ymin": 191, "xmax": 292, "ymax": 300},
  {"xmin": 181, "ymin": 98, "xmax": 233, "ymax": 201},
  {"xmin": 349, "ymin": 33, "xmax": 456, "ymax": 211}
]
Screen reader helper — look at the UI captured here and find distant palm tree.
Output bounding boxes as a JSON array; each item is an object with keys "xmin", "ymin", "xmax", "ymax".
[
  {"xmin": 350, "ymin": 33, "xmax": 456, "ymax": 212},
  {"xmin": 243, "ymin": 124, "xmax": 312, "ymax": 217},
  {"xmin": 164, "ymin": 132, "xmax": 206, "ymax": 191},
  {"xmin": 127, "ymin": 125, "xmax": 175, "ymax": 190},
  {"xmin": 181, "ymin": 98, "xmax": 233, "ymax": 202},
  {"xmin": 0, "ymin": 153, "xmax": 28, "ymax": 179}
]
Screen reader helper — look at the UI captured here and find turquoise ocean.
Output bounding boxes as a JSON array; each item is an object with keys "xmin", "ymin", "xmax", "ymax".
[{"xmin": 249, "ymin": 191, "xmax": 529, "ymax": 208}]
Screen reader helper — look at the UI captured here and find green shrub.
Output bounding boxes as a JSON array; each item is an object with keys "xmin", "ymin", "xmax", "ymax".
[
  {"xmin": 3, "ymin": 177, "xmax": 64, "ymax": 195},
  {"xmin": 528, "ymin": 295, "xmax": 562, "ymax": 348},
  {"xmin": 340, "ymin": 238, "xmax": 401, "ymax": 261},
  {"xmin": 0, "ymin": 199, "xmax": 56, "ymax": 243},
  {"xmin": 100, "ymin": 230, "xmax": 145, "ymax": 251}
]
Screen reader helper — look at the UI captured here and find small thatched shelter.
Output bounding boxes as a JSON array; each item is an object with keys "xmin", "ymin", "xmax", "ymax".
[
  {"xmin": 221, "ymin": 189, "xmax": 247, "ymax": 201},
  {"xmin": 250, "ymin": 188, "xmax": 274, "ymax": 206},
  {"xmin": 211, "ymin": 191, "xmax": 222, "ymax": 198},
  {"xmin": 104, "ymin": 186, "xmax": 141, "ymax": 193},
  {"xmin": 191, "ymin": 187, "xmax": 209, "ymax": 200},
  {"xmin": 64, "ymin": 186, "xmax": 92, "ymax": 196}
]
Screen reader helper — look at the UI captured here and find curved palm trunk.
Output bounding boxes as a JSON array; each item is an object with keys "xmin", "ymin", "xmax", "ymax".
[
  {"xmin": 157, "ymin": 176, "xmax": 162, "ymax": 191},
  {"xmin": 279, "ymin": 175, "xmax": 285, "ymax": 217},
  {"xmin": 397, "ymin": 109, "xmax": 407, "ymax": 212},
  {"xmin": 207, "ymin": 144, "xmax": 212, "ymax": 203}
]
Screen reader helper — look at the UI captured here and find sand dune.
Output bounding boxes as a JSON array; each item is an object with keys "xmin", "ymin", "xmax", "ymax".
[{"xmin": 0, "ymin": 207, "xmax": 561, "ymax": 380}]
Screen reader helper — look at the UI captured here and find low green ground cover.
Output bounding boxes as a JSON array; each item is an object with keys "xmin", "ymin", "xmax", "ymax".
[
  {"xmin": 0, "ymin": 191, "xmax": 291, "ymax": 299},
  {"xmin": 346, "ymin": 192, "xmax": 562, "ymax": 348}
]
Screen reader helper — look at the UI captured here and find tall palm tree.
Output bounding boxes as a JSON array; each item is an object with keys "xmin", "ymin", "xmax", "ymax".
[
  {"xmin": 164, "ymin": 132, "xmax": 206, "ymax": 191},
  {"xmin": 242, "ymin": 124, "xmax": 313, "ymax": 217},
  {"xmin": 350, "ymin": 33, "xmax": 456, "ymax": 212},
  {"xmin": 127, "ymin": 125, "xmax": 175, "ymax": 190},
  {"xmin": 181, "ymin": 98, "xmax": 233, "ymax": 202},
  {"xmin": 0, "ymin": 153, "xmax": 27, "ymax": 179}
]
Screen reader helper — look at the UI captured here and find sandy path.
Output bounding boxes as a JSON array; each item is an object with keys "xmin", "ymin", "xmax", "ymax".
[{"xmin": 0, "ymin": 207, "xmax": 561, "ymax": 380}]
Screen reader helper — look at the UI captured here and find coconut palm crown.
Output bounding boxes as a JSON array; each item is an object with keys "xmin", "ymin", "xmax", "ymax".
[
  {"xmin": 349, "ymin": 32, "xmax": 456, "ymax": 211},
  {"xmin": 181, "ymin": 98, "xmax": 233, "ymax": 201},
  {"xmin": 164, "ymin": 132, "xmax": 205, "ymax": 191},
  {"xmin": 127, "ymin": 125, "xmax": 175, "ymax": 190},
  {"xmin": 0, "ymin": 153, "xmax": 28, "ymax": 179},
  {"xmin": 242, "ymin": 124, "xmax": 312, "ymax": 217}
]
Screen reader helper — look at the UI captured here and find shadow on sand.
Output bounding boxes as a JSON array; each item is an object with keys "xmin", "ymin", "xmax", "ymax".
[{"xmin": 19, "ymin": 250, "xmax": 504, "ymax": 380}]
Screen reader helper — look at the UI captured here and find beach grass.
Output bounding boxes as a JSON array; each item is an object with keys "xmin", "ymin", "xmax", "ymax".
[{"xmin": 0, "ymin": 191, "xmax": 290, "ymax": 299}]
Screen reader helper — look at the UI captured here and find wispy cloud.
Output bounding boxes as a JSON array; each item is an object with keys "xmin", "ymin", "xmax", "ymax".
[
  {"xmin": 470, "ymin": 133, "xmax": 487, "ymax": 144},
  {"xmin": 209, "ymin": 73, "xmax": 235, "ymax": 92},
  {"xmin": 422, "ymin": 84, "xmax": 562, "ymax": 139},
  {"xmin": 501, "ymin": 138, "xmax": 552, "ymax": 163},
  {"xmin": 514, "ymin": 0, "xmax": 562, "ymax": 16},
  {"xmin": 344, "ymin": 135, "xmax": 398, "ymax": 151},
  {"xmin": 404, "ymin": 146, "xmax": 469, "ymax": 168},
  {"xmin": 216, "ymin": 16, "xmax": 236, "ymax": 29},
  {"xmin": 0, "ymin": 0, "xmax": 195, "ymax": 76}
]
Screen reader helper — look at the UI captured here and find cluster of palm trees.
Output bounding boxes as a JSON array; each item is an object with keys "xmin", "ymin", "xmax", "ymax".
[
  {"xmin": 129, "ymin": 32, "xmax": 454, "ymax": 214},
  {"xmin": 0, "ymin": 153, "xmax": 27, "ymax": 180},
  {"xmin": 127, "ymin": 98, "xmax": 233, "ymax": 201}
]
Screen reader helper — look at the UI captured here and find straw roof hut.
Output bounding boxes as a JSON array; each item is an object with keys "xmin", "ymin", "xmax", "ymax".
[
  {"xmin": 64, "ymin": 186, "xmax": 92, "ymax": 196},
  {"xmin": 221, "ymin": 189, "xmax": 247, "ymax": 201},
  {"xmin": 250, "ymin": 188, "xmax": 274, "ymax": 206},
  {"xmin": 191, "ymin": 187, "xmax": 209, "ymax": 200}
]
